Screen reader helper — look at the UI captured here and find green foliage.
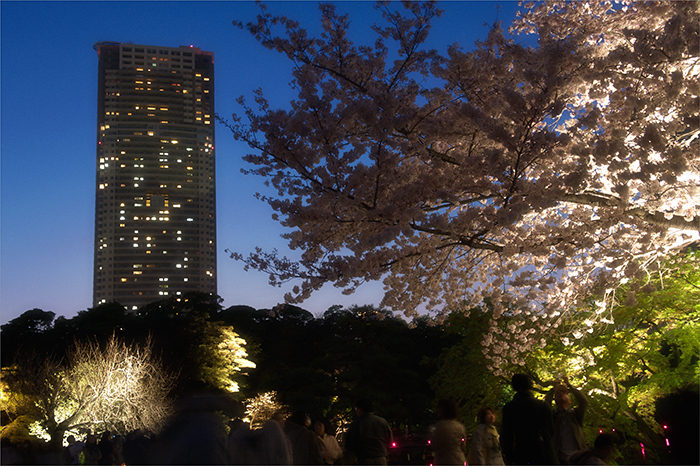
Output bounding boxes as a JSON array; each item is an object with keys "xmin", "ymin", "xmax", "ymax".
[
  {"xmin": 193, "ymin": 323, "xmax": 256, "ymax": 393},
  {"xmin": 427, "ymin": 250, "xmax": 699, "ymax": 463},
  {"xmin": 314, "ymin": 305, "xmax": 448, "ymax": 428},
  {"xmin": 429, "ymin": 309, "xmax": 509, "ymax": 433},
  {"xmin": 220, "ymin": 303, "xmax": 452, "ymax": 430},
  {"xmin": 512, "ymin": 249, "xmax": 700, "ymax": 463},
  {"xmin": 138, "ymin": 293, "xmax": 255, "ymax": 395},
  {"xmin": 0, "ymin": 309, "xmax": 56, "ymax": 367},
  {"xmin": 0, "ymin": 414, "xmax": 37, "ymax": 444}
]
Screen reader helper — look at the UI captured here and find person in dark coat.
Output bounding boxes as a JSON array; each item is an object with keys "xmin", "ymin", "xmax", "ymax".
[
  {"xmin": 501, "ymin": 373, "xmax": 556, "ymax": 465},
  {"xmin": 285, "ymin": 411, "xmax": 322, "ymax": 465},
  {"xmin": 345, "ymin": 398, "xmax": 393, "ymax": 465},
  {"xmin": 98, "ymin": 431, "xmax": 114, "ymax": 465},
  {"xmin": 568, "ymin": 433, "xmax": 615, "ymax": 465}
]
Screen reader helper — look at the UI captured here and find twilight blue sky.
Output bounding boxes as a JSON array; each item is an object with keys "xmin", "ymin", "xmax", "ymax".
[{"xmin": 1, "ymin": 1, "xmax": 522, "ymax": 325}]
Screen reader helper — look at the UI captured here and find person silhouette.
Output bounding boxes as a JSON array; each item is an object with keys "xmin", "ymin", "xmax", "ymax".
[
  {"xmin": 345, "ymin": 398, "xmax": 393, "ymax": 465},
  {"xmin": 501, "ymin": 373, "xmax": 556, "ymax": 465}
]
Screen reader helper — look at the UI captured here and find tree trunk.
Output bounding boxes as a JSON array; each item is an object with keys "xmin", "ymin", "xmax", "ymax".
[{"xmin": 48, "ymin": 428, "xmax": 65, "ymax": 450}]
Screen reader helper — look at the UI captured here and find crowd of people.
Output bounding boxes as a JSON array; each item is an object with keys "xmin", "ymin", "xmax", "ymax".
[
  {"xmin": 2, "ymin": 376, "xmax": 622, "ymax": 465},
  {"xmin": 437, "ymin": 373, "xmax": 615, "ymax": 466},
  {"xmin": 225, "ymin": 397, "xmax": 394, "ymax": 465}
]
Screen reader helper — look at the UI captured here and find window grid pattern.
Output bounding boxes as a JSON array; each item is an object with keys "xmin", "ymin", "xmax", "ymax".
[{"xmin": 93, "ymin": 42, "xmax": 216, "ymax": 311}]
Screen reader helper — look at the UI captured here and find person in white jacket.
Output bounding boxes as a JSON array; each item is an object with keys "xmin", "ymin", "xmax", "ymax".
[
  {"xmin": 431, "ymin": 399, "xmax": 467, "ymax": 465},
  {"xmin": 469, "ymin": 407, "xmax": 505, "ymax": 465},
  {"xmin": 314, "ymin": 418, "xmax": 343, "ymax": 465}
]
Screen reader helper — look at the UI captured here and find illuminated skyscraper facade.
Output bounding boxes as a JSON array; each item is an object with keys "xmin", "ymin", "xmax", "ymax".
[{"xmin": 93, "ymin": 42, "xmax": 216, "ymax": 310}]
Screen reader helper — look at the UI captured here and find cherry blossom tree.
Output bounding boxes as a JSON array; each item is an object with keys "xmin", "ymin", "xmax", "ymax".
[{"xmin": 222, "ymin": 1, "xmax": 699, "ymax": 349}]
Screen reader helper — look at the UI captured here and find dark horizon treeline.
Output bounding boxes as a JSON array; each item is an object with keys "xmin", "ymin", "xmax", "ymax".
[
  {"xmin": 3, "ymin": 289, "xmax": 698, "ymax": 465},
  {"xmin": 1, "ymin": 293, "xmax": 463, "ymax": 431}
]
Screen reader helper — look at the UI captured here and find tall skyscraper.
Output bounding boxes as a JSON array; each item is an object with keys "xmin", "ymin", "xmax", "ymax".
[{"xmin": 93, "ymin": 42, "xmax": 216, "ymax": 310}]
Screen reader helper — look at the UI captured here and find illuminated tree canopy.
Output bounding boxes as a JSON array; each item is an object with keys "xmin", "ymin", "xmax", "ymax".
[
  {"xmin": 193, "ymin": 322, "xmax": 257, "ymax": 393},
  {"xmin": 223, "ymin": 1, "xmax": 699, "ymax": 344},
  {"xmin": 426, "ymin": 247, "xmax": 698, "ymax": 462},
  {"xmin": 135, "ymin": 293, "xmax": 256, "ymax": 394},
  {"xmin": 1, "ymin": 335, "xmax": 175, "ymax": 447},
  {"xmin": 504, "ymin": 248, "xmax": 699, "ymax": 461},
  {"xmin": 245, "ymin": 391, "xmax": 286, "ymax": 429}
]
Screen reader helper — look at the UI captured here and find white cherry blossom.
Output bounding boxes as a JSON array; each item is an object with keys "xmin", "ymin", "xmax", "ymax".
[{"xmin": 223, "ymin": 1, "xmax": 699, "ymax": 358}]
